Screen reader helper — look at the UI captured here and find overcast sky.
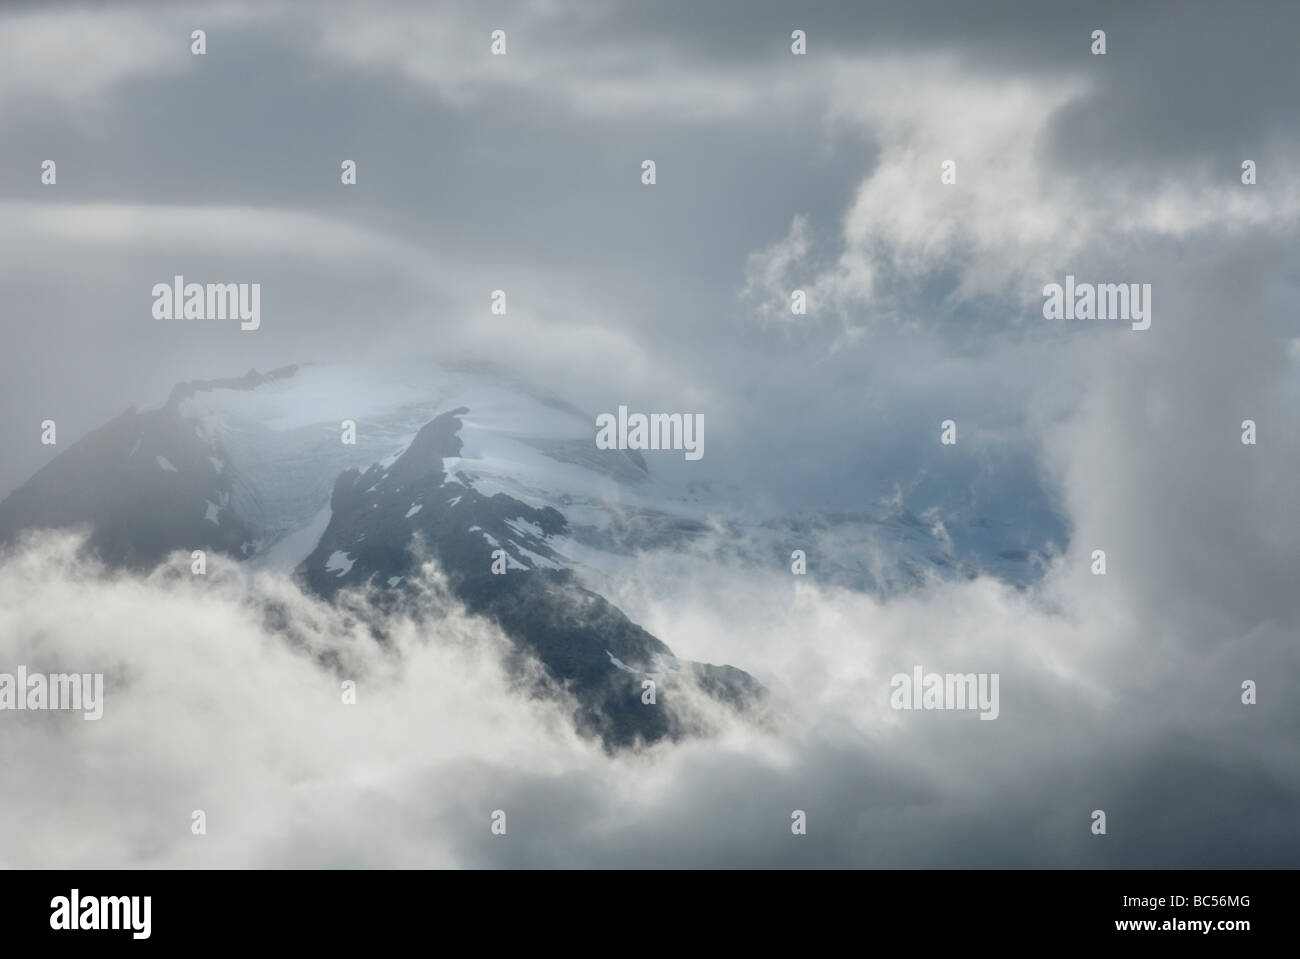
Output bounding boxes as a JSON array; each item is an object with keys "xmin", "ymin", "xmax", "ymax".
[
  {"xmin": 1, "ymin": 0, "xmax": 1298, "ymax": 867},
  {"xmin": 3, "ymin": 0, "xmax": 1293, "ymax": 513}
]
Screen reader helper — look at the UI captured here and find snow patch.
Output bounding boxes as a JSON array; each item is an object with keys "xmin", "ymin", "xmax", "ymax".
[
  {"xmin": 505, "ymin": 517, "xmax": 544, "ymax": 539},
  {"xmin": 250, "ymin": 504, "xmax": 332, "ymax": 572},
  {"xmin": 511, "ymin": 543, "xmax": 562, "ymax": 570},
  {"xmin": 325, "ymin": 550, "xmax": 356, "ymax": 577},
  {"xmin": 605, "ymin": 651, "xmax": 642, "ymax": 675}
]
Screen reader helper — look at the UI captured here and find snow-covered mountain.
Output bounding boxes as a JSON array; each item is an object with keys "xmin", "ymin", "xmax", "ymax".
[
  {"xmin": 0, "ymin": 361, "xmax": 772, "ymax": 747},
  {"xmin": 0, "ymin": 360, "xmax": 1050, "ymax": 588},
  {"xmin": 0, "ymin": 359, "xmax": 1052, "ymax": 747}
]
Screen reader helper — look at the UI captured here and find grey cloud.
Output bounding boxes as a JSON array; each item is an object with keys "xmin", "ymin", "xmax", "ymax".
[{"xmin": 1, "ymin": 0, "xmax": 1297, "ymax": 868}]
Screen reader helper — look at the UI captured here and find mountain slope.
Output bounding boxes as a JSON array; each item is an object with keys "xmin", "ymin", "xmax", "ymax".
[
  {"xmin": 0, "ymin": 363, "xmax": 767, "ymax": 749},
  {"xmin": 299, "ymin": 406, "xmax": 764, "ymax": 748},
  {"xmin": 0, "ymin": 359, "xmax": 1057, "ymax": 747}
]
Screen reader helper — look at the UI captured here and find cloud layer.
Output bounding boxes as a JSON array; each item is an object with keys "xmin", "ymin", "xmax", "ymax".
[{"xmin": 2, "ymin": 0, "xmax": 1298, "ymax": 866}]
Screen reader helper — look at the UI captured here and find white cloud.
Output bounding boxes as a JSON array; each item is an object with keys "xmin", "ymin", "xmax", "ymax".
[
  {"xmin": 4, "ymin": 450, "xmax": 1295, "ymax": 869},
  {"xmin": 309, "ymin": 0, "xmax": 814, "ymax": 121},
  {"xmin": 0, "ymin": 3, "xmax": 272, "ymax": 116},
  {"xmin": 743, "ymin": 56, "xmax": 1300, "ymax": 332},
  {"xmin": 1, "ymin": 201, "xmax": 435, "ymax": 270}
]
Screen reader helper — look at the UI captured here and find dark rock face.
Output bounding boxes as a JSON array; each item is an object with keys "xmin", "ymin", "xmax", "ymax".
[
  {"xmin": 302, "ymin": 408, "xmax": 569, "ymax": 601},
  {"xmin": 299, "ymin": 408, "xmax": 764, "ymax": 749},
  {"xmin": 0, "ymin": 367, "xmax": 305, "ymax": 568},
  {"xmin": 453, "ymin": 570, "xmax": 766, "ymax": 749},
  {"xmin": 0, "ymin": 404, "xmax": 255, "ymax": 569}
]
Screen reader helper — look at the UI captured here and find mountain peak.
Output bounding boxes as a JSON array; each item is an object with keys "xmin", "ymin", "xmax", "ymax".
[{"xmin": 165, "ymin": 363, "xmax": 302, "ymax": 409}]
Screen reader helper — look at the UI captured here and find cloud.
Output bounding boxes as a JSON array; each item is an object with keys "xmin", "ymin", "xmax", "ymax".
[
  {"xmin": 0, "ymin": 531, "xmax": 589, "ymax": 867},
  {"xmin": 2, "ymin": 487, "xmax": 1296, "ymax": 868},
  {"xmin": 308, "ymin": 0, "xmax": 815, "ymax": 121},
  {"xmin": 0, "ymin": 2, "xmax": 272, "ymax": 117},
  {"xmin": 742, "ymin": 55, "xmax": 1300, "ymax": 334},
  {"xmin": 2, "ymin": 0, "xmax": 1299, "ymax": 869},
  {"xmin": 1, "ymin": 201, "xmax": 436, "ymax": 270}
]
